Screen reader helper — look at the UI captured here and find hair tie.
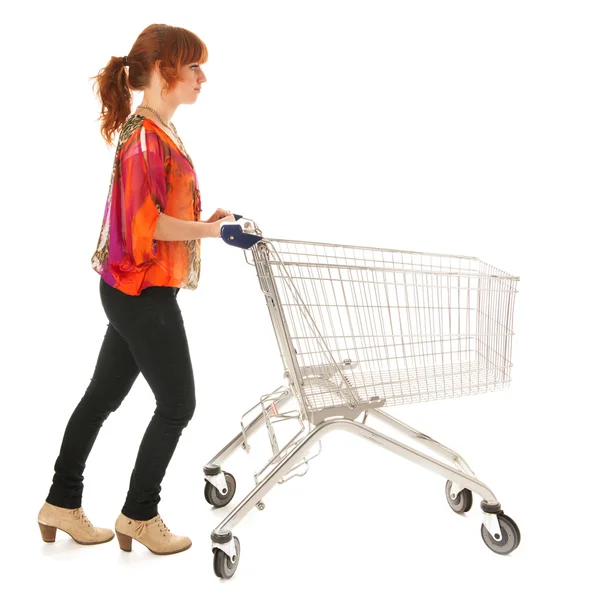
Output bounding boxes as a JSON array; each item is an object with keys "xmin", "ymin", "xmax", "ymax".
[{"xmin": 122, "ymin": 56, "xmax": 128, "ymax": 66}]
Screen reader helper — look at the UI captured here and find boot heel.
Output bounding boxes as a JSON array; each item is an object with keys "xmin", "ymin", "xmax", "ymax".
[
  {"xmin": 38, "ymin": 522, "xmax": 57, "ymax": 543},
  {"xmin": 116, "ymin": 532, "xmax": 133, "ymax": 552}
]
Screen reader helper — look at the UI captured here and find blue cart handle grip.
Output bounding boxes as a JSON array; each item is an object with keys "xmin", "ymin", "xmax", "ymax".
[{"xmin": 221, "ymin": 215, "xmax": 263, "ymax": 249}]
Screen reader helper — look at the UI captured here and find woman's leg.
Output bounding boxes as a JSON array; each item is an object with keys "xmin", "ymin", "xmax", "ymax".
[
  {"xmin": 99, "ymin": 279, "xmax": 196, "ymax": 521},
  {"xmin": 46, "ymin": 321, "xmax": 141, "ymax": 508}
]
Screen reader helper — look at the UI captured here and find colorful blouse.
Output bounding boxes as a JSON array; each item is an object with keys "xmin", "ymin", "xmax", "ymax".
[{"xmin": 91, "ymin": 114, "xmax": 202, "ymax": 296}]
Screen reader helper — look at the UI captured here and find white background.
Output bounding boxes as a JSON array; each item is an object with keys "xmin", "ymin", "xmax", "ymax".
[{"xmin": 2, "ymin": 0, "xmax": 598, "ymax": 597}]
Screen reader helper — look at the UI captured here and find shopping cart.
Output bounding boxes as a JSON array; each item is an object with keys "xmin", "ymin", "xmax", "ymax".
[{"xmin": 204, "ymin": 215, "xmax": 520, "ymax": 579}]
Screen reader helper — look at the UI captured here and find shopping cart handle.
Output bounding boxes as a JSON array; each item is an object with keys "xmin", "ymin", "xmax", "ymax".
[{"xmin": 221, "ymin": 221, "xmax": 263, "ymax": 249}]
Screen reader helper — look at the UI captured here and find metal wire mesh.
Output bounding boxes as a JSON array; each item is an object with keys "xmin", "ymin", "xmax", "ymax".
[{"xmin": 250, "ymin": 238, "xmax": 518, "ymax": 414}]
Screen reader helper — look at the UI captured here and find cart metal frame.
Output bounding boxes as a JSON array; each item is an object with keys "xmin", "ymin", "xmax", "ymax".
[{"xmin": 205, "ymin": 221, "xmax": 520, "ymax": 578}]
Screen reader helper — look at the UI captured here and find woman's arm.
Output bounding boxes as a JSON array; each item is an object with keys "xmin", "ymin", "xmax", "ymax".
[{"xmin": 154, "ymin": 213, "xmax": 218, "ymax": 241}]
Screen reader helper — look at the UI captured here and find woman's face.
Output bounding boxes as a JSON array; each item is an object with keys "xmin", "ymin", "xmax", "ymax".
[{"xmin": 174, "ymin": 62, "xmax": 207, "ymax": 104}]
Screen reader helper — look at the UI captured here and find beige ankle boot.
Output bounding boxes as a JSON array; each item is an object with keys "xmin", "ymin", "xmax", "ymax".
[
  {"xmin": 115, "ymin": 513, "xmax": 192, "ymax": 555},
  {"xmin": 38, "ymin": 502, "xmax": 114, "ymax": 545}
]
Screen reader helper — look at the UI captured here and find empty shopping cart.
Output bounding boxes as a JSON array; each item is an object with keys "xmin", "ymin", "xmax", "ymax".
[{"xmin": 204, "ymin": 216, "xmax": 520, "ymax": 579}]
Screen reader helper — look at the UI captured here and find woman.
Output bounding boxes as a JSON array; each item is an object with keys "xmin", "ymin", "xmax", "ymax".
[{"xmin": 37, "ymin": 24, "xmax": 235, "ymax": 556}]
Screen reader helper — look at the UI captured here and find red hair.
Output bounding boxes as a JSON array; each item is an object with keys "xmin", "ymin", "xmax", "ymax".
[{"xmin": 90, "ymin": 24, "xmax": 208, "ymax": 147}]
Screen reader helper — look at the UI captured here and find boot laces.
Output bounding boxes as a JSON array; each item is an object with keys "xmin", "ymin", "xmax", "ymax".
[
  {"xmin": 73, "ymin": 508, "xmax": 93, "ymax": 528},
  {"xmin": 157, "ymin": 516, "xmax": 171, "ymax": 535},
  {"xmin": 133, "ymin": 515, "xmax": 171, "ymax": 537}
]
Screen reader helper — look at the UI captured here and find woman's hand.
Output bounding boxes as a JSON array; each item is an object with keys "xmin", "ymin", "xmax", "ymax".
[
  {"xmin": 210, "ymin": 213, "xmax": 236, "ymax": 238},
  {"xmin": 205, "ymin": 208, "xmax": 233, "ymax": 223}
]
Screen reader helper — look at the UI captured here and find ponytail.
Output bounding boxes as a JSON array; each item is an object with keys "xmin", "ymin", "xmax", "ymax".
[{"xmin": 90, "ymin": 56, "xmax": 132, "ymax": 148}]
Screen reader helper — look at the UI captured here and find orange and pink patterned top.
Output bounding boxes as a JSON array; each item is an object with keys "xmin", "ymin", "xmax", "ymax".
[{"xmin": 91, "ymin": 114, "xmax": 202, "ymax": 296}]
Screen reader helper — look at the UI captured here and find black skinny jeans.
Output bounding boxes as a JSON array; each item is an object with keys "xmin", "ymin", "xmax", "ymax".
[{"xmin": 45, "ymin": 277, "xmax": 196, "ymax": 521}]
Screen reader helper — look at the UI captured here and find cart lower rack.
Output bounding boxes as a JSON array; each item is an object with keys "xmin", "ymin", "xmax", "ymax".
[{"xmin": 205, "ymin": 217, "xmax": 520, "ymax": 578}]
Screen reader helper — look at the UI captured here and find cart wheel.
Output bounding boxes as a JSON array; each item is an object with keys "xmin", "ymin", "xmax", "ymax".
[
  {"xmin": 445, "ymin": 480, "xmax": 473, "ymax": 514},
  {"xmin": 204, "ymin": 473, "xmax": 236, "ymax": 508},
  {"xmin": 481, "ymin": 513, "xmax": 521, "ymax": 555},
  {"xmin": 213, "ymin": 536, "xmax": 241, "ymax": 579}
]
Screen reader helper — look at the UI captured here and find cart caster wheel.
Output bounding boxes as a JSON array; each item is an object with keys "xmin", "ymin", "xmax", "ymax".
[
  {"xmin": 213, "ymin": 536, "xmax": 241, "ymax": 579},
  {"xmin": 204, "ymin": 473, "xmax": 236, "ymax": 508},
  {"xmin": 445, "ymin": 480, "xmax": 473, "ymax": 514},
  {"xmin": 481, "ymin": 513, "xmax": 521, "ymax": 555}
]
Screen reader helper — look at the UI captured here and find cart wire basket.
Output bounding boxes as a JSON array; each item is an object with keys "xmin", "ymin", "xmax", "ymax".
[{"xmin": 204, "ymin": 216, "xmax": 520, "ymax": 579}]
